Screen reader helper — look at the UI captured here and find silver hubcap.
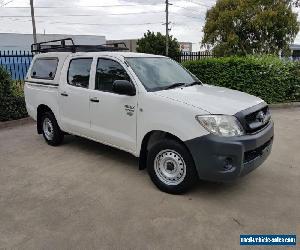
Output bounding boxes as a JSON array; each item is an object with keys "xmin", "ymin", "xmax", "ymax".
[
  {"xmin": 43, "ymin": 118, "xmax": 54, "ymax": 141},
  {"xmin": 154, "ymin": 149, "xmax": 186, "ymax": 185}
]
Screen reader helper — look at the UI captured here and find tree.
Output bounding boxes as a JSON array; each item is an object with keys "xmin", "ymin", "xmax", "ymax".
[
  {"xmin": 137, "ymin": 30, "xmax": 180, "ymax": 57},
  {"xmin": 202, "ymin": 0, "xmax": 299, "ymax": 56}
]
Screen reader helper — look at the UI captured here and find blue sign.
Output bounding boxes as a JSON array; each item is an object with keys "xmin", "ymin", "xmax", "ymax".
[{"xmin": 240, "ymin": 234, "xmax": 296, "ymax": 246}]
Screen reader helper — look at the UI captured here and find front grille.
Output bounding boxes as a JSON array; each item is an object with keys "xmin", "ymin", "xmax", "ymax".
[
  {"xmin": 235, "ymin": 103, "xmax": 271, "ymax": 134},
  {"xmin": 245, "ymin": 106, "xmax": 268, "ymax": 124},
  {"xmin": 245, "ymin": 106, "xmax": 270, "ymax": 133},
  {"xmin": 244, "ymin": 138, "xmax": 273, "ymax": 163}
]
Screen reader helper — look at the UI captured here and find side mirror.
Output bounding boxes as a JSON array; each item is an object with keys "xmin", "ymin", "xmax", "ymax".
[{"xmin": 113, "ymin": 80, "xmax": 136, "ymax": 96}]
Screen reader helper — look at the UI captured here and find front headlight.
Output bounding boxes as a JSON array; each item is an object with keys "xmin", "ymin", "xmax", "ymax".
[{"xmin": 196, "ymin": 115, "xmax": 244, "ymax": 137}]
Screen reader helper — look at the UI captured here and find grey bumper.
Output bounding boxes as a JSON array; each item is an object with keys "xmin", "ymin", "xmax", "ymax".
[{"xmin": 185, "ymin": 121, "xmax": 274, "ymax": 182}]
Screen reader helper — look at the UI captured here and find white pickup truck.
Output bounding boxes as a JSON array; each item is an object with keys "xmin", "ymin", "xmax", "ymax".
[{"xmin": 24, "ymin": 39, "xmax": 274, "ymax": 194}]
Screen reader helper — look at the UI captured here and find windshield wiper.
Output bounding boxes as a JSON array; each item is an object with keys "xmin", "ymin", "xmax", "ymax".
[
  {"xmin": 185, "ymin": 81, "xmax": 202, "ymax": 87},
  {"xmin": 164, "ymin": 82, "xmax": 186, "ymax": 90}
]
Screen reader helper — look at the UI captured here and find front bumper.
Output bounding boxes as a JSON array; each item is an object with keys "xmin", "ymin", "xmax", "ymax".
[{"xmin": 185, "ymin": 121, "xmax": 274, "ymax": 182}]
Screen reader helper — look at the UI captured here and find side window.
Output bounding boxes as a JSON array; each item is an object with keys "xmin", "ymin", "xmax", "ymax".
[
  {"xmin": 95, "ymin": 58, "xmax": 130, "ymax": 92},
  {"xmin": 68, "ymin": 58, "xmax": 92, "ymax": 88},
  {"xmin": 31, "ymin": 58, "xmax": 58, "ymax": 79}
]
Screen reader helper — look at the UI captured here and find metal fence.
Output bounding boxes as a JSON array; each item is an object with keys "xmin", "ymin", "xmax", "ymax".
[
  {"xmin": 173, "ymin": 51, "xmax": 214, "ymax": 62},
  {"xmin": 0, "ymin": 51, "xmax": 33, "ymax": 81}
]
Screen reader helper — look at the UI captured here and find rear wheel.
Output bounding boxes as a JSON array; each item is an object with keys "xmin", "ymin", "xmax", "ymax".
[
  {"xmin": 147, "ymin": 139, "xmax": 198, "ymax": 194},
  {"xmin": 41, "ymin": 112, "xmax": 64, "ymax": 146}
]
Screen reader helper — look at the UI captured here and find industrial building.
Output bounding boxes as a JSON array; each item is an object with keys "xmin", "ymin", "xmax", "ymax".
[{"xmin": 0, "ymin": 33, "xmax": 106, "ymax": 51}]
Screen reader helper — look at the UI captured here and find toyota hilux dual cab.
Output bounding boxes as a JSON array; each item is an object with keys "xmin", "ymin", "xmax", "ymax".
[{"xmin": 24, "ymin": 39, "xmax": 274, "ymax": 194}]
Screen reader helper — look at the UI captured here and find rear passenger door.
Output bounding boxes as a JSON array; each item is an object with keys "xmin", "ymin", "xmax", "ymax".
[
  {"xmin": 59, "ymin": 57, "xmax": 93, "ymax": 136},
  {"xmin": 89, "ymin": 57, "xmax": 137, "ymax": 153}
]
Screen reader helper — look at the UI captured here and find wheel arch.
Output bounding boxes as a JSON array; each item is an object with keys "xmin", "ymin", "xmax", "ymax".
[
  {"xmin": 138, "ymin": 130, "xmax": 191, "ymax": 170},
  {"xmin": 37, "ymin": 104, "xmax": 55, "ymax": 134}
]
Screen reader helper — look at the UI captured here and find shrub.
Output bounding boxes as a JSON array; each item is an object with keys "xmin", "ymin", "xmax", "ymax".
[
  {"xmin": 0, "ymin": 96, "xmax": 27, "ymax": 121},
  {"xmin": 0, "ymin": 67, "xmax": 27, "ymax": 121},
  {"xmin": 0, "ymin": 66, "xmax": 13, "ymax": 98},
  {"xmin": 183, "ymin": 56, "xmax": 300, "ymax": 104},
  {"xmin": 12, "ymin": 81, "xmax": 25, "ymax": 97}
]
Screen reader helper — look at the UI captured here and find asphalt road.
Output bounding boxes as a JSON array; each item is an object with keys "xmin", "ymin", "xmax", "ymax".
[{"xmin": 0, "ymin": 108, "xmax": 299, "ymax": 249}]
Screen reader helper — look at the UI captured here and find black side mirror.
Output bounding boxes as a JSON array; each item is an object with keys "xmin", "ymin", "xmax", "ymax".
[{"xmin": 113, "ymin": 80, "xmax": 136, "ymax": 96}]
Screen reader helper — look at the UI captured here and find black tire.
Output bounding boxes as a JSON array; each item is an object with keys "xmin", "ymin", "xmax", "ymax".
[
  {"xmin": 41, "ymin": 112, "xmax": 64, "ymax": 146},
  {"xmin": 147, "ymin": 139, "xmax": 198, "ymax": 194}
]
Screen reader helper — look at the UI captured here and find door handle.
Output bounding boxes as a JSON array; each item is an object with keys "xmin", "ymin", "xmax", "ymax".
[
  {"xmin": 61, "ymin": 92, "xmax": 68, "ymax": 97},
  {"xmin": 90, "ymin": 97, "xmax": 99, "ymax": 103}
]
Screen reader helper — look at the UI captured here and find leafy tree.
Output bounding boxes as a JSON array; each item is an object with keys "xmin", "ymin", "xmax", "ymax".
[
  {"xmin": 202, "ymin": 0, "xmax": 299, "ymax": 56},
  {"xmin": 137, "ymin": 30, "xmax": 180, "ymax": 57}
]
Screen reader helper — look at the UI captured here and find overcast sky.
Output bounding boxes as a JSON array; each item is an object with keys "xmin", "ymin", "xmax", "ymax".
[{"xmin": 0, "ymin": 0, "xmax": 300, "ymax": 51}]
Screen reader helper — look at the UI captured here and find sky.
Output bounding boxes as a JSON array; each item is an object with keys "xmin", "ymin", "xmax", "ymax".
[{"xmin": 0, "ymin": 0, "xmax": 300, "ymax": 51}]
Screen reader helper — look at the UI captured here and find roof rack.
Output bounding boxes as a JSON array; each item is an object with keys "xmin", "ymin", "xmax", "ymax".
[{"xmin": 31, "ymin": 38, "xmax": 129, "ymax": 53}]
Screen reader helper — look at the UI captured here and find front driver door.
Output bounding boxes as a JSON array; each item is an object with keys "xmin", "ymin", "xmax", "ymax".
[{"xmin": 89, "ymin": 57, "xmax": 137, "ymax": 153}]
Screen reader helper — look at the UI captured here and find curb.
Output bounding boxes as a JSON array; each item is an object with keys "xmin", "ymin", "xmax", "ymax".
[
  {"xmin": 0, "ymin": 117, "xmax": 34, "ymax": 130},
  {"xmin": 269, "ymin": 102, "xmax": 300, "ymax": 110}
]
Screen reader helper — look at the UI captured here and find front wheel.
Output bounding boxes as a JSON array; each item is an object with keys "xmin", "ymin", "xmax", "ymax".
[
  {"xmin": 147, "ymin": 139, "xmax": 198, "ymax": 194},
  {"xmin": 41, "ymin": 112, "xmax": 64, "ymax": 146}
]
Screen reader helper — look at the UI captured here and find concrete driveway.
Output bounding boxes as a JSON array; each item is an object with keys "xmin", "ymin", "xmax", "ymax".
[{"xmin": 0, "ymin": 108, "xmax": 299, "ymax": 249}]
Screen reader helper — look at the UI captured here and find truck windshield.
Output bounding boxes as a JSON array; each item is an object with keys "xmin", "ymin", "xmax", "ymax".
[{"xmin": 125, "ymin": 57, "xmax": 201, "ymax": 91}]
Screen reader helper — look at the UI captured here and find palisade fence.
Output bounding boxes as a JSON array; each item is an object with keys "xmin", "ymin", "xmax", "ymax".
[
  {"xmin": 0, "ymin": 50, "xmax": 213, "ymax": 82},
  {"xmin": 173, "ymin": 51, "xmax": 214, "ymax": 62},
  {"xmin": 0, "ymin": 51, "xmax": 33, "ymax": 82}
]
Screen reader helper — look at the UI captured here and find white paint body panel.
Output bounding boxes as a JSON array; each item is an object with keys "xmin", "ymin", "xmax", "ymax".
[
  {"xmin": 88, "ymin": 56, "xmax": 138, "ymax": 153},
  {"xmin": 58, "ymin": 55, "xmax": 92, "ymax": 136},
  {"xmin": 24, "ymin": 51, "xmax": 264, "ymax": 157},
  {"xmin": 24, "ymin": 52, "xmax": 69, "ymax": 127},
  {"xmin": 154, "ymin": 84, "xmax": 263, "ymax": 115}
]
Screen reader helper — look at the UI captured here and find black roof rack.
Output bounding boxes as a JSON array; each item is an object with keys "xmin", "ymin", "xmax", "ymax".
[{"xmin": 31, "ymin": 38, "xmax": 129, "ymax": 53}]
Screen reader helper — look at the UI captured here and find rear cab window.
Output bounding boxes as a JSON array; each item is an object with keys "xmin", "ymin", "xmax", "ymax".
[
  {"xmin": 67, "ymin": 58, "xmax": 93, "ymax": 88},
  {"xmin": 31, "ymin": 58, "xmax": 58, "ymax": 80}
]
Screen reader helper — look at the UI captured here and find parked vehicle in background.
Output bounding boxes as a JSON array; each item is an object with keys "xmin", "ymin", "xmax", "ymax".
[{"xmin": 24, "ymin": 39, "xmax": 274, "ymax": 194}]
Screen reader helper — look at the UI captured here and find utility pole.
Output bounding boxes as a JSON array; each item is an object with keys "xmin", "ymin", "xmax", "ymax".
[
  {"xmin": 30, "ymin": 0, "xmax": 37, "ymax": 44},
  {"xmin": 165, "ymin": 0, "xmax": 171, "ymax": 56}
]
